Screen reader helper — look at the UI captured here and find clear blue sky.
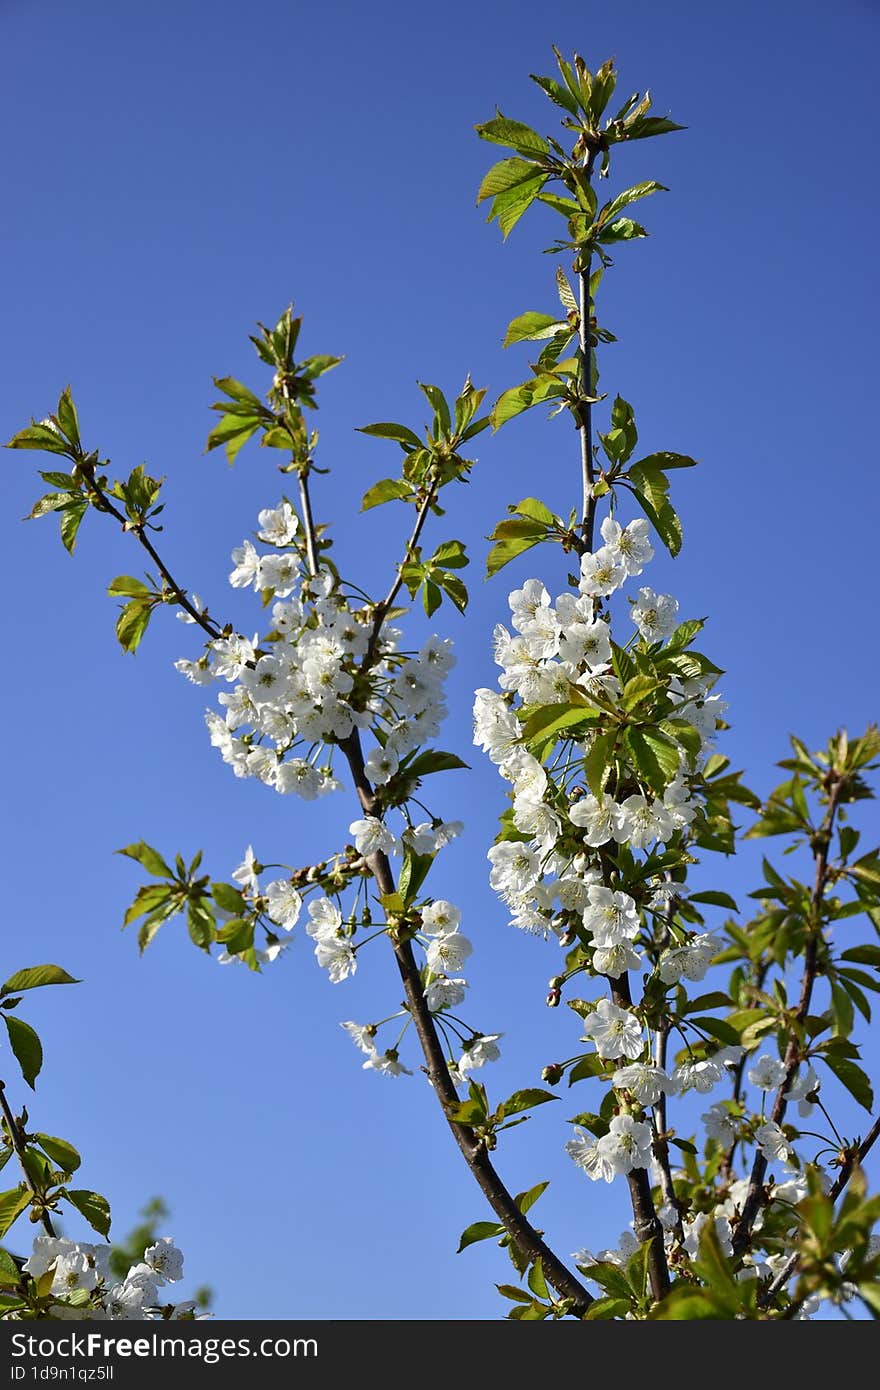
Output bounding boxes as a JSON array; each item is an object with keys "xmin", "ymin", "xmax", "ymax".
[{"xmin": 3, "ymin": 0, "xmax": 879, "ymax": 1319}]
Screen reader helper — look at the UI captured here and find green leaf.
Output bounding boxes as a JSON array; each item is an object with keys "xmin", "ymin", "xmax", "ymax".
[
  {"xmin": 34, "ymin": 1135, "xmax": 81, "ymax": 1174},
  {"xmin": 475, "ymin": 115, "xmax": 548, "ymax": 157},
  {"xmin": 107, "ymin": 575, "xmax": 153, "ymax": 598},
  {"xmin": 625, "ymin": 726, "xmax": 680, "ymax": 790},
  {"xmin": 205, "ymin": 414, "xmax": 260, "ymax": 465},
  {"xmin": 6, "ymin": 422, "xmax": 71, "ymax": 455},
  {"xmin": 55, "ymin": 388, "xmax": 81, "ymax": 449},
  {"xmin": 521, "ymin": 703, "xmax": 599, "ymax": 748},
  {"xmin": 851, "ymin": 854, "xmax": 880, "ymax": 890},
  {"xmin": 215, "ymin": 918, "xmax": 254, "ymax": 954},
  {"xmin": 438, "ymin": 573, "xmax": 468, "ymax": 612},
  {"xmin": 690, "ymin": 1017, "xmax": 741, "ymax": 1047},
  {"xmin": 457, "ymin": 1220, "xmax": 505, "ymax": 1253},
  {"xmin": 422, "ymin": 578, "xmax": 441, "ymax": 616},
  {"xmin": 503, "ymin": 312, "xmax": 567, "ymax": 348},
  {"xmin": 357, "ymin": 421, "xmax": 423, "ymax": 450},
  {"xmin": 582, "ymin": 731, "xmax": 617, "ymax": 797},
  {"xmin": 59, "ymin": 499, "xmax": 88, "ymax": 554},
  {"xmin": 361, "ymin": 478, "xmax": 413, "ymax": 510},
  {"xmin": 1, "ymin": 965, "xmax": 79, "ymax": 997},
  {"xmin": 122, "ymin": 883, "xmax": 175, "ymax": 928},
  {"xmin": 3, "ymin": 1016, "xmax": 42, "ymax": 1089},
  {"xmin": 212, "ymin": 376, "xmax": 263, "ymax": 407},
  {"xmin": 598, "ymin": 180, "xmax": 667, "ymax": 225},
  {"xmin": 418, "ymin": 383, "xmax": 451, "ymax": 435},
  {"xmin": 495, "ymin": 1283, "xmax": 533, "ymax": 1304},
  {"xmin": 406, "ymin": 749, "xmax": 469, "ymax": 777},
  {"xmin": 432, "ymin": 539, "xmax": 469, "ymax": 569},
  {"xmin": 65, "ymin": 1189, "xmax": 111, "ymax": 1238},
  {"xmin": 567, "ymin": 1054, "xmax": 607, "ymax": 1085},
  {"xmin": 211, "ymin": 882, "xmax": 247, "ymax": 915},
  {"xmin": 841, "ymin": 945, "xmax": 880, "ymax": 967},
  {"xmin": 117, "ymin": 842, "xmax": 174, "ymax": 878},
  {"xmin": 0, "ymin": 1189, "xmax": 31, "ymax": 1240},
  {"xmin": 187, "ymin": 898, "xmax": 216, "ymax": 952},
  {"xmin": 527, "ymin": 1258, "xmax": 549, "ymax": 1300},
  {"xmin": 625, "ymin": 116, "xmax": 687, "ymax": 141},
  {"xmin": 822, "ymin": 1053, "xmax": 874, "ymax": 1111},
  {"xmin": 398, "ymin": 850, "xmax": 434, "ymax": 906},
  {"xmin": 501, "ymin": 1089, "xmax": 557, "ymax": 1117},
  {"xmin": 476, "ymin": 156, "xmax": 541, "ymax": 204},
  {"xmin": 115, "ymin": 597, "xmax": 155, "ymax": 653},
  {"xmin": 27, "ymin": 490, "xmax": 82, "ymax": 520},
  {"xmin": 690, "ymin": 890, "xmax": 739, "ymax": 911},
  {"xmin": 0, "ymin": 1247, "xmax": 21, "ymax": 1289},
  {"xmin": 514, "ymin": 496, "xmax": 557, "ymax": 526},
  {"xmin": 491, "ymin": 173, "xmax": 549, "ymax": 238},
  {"xmin": 650, "ymin": 1288, "xmax": 725, "ymax": 1319},
  {"xmin": 514, "ymin": 1181, "xmax": 549, "ymax": 1215},
  {"xmin": 485, "ymin": 519, "xmax": 547, "ymax": 578},
  {"xmin": 597, "ymin": 216, "xmax": 648, "ymax": 244},
  {"xmin": 626, "ymin": 463, "xmax": 682, "ymax": 557},
  {"xmin": 529, "ymin": 72, "xmax": 579, "ymax": 116}
]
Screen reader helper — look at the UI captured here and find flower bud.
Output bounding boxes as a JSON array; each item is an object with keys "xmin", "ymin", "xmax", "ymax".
[
  {"xmin": 541, "ymin": 1063, "xmax": 564, "ymax": 1085},
  {"xmin": 546, "ymin": 987, "xmax": 561, "ymax": 1008}
]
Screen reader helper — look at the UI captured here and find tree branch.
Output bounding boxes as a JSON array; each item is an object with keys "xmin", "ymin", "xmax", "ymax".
[
  {"xmin": 577, "ymin": 150, "xmax": 597, "ymax": 552},
  {"xmin": 651, "ymin": 1023, "xmax": 683, "ymax": 1248},
  {"xmin": 78, "ymin": 466, "xmax": 224, "ymax": 641},
  {"xmin": 288, "ymin": 463, "xmax": 592, "ymax": 1312},
  {"xmin": 732, "ymin": 778, "xmax": 844, "ymax": 1256},
  {"xmin": 0, "ymin": 1080, "xmax": 56, "ymax": 1238},
  {"xmin": 297, "ymin": 472, "xmax": 320, "ymax": 577},
  {"xmin": 610, "ymin": 976, "xmax": 670, "ymax": 1299},
  {"xmin": 361, "ymin": 485, "xmax": 437, "ymax": 672},
  {"xmin": 338, "ymin": 731, "xmax": 591, "ymax": 1312}
]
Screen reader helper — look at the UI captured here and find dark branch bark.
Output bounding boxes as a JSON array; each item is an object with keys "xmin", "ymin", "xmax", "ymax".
[
  {"xmin": 609, "ymin": 976, "xmax": 670, "ymax": 1299},
  {"xmin": 339, "ymin": 728, "xmax": 592, "ymax": 1312}
]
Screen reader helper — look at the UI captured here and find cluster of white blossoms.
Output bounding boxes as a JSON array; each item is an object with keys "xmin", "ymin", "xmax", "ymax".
[
  {"xmin": 338, "ymin": 898, "xmax": 503, "ymax": 1082},
  {"xmin": 175, "ymin": 502, "xmax": 455, "ymax": 803},
  {"xmin": 472, "ymin": 515, "xmax": 803, "ymax": 1195},
  {"xmin": 9, "ymin": 1236, "xmax": 193, "ymax": 1321},
  {"xmin": 474, "ymin": 517, "xmax": 722, "ymax": 947}
]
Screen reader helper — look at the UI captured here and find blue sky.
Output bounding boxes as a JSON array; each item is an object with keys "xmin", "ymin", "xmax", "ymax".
[{"xmin": 2, "ymin": 0, "xmax": 879, "ymax": 1319}]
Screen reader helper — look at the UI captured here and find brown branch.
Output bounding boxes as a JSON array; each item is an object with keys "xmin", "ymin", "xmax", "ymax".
[
  {"xmin": 361, "ymin": 485, "xmax": 437, "ymax": 671},
  {"xmin": 609, "ymin": 975, "xmax": 670, "ymax": 1299},
  {"xmin": 732, "ymin": 778, "xmax": 844, "ymax": 1257},
  {"xmin": 577, "ymin": 150, "xmax": 597, "ymax": 552},
  {"xmin": 297, "ymin": 472, "xmax": 320, "ymax": 577},
  {"xmin": 78, "ymin": 466, "xmax": 224, "ymax": 641},
  {"xmin": 651, "ymin": 1023, "xmax": 684, "ymax": 1248},
  {"xmin": 338, "ymin": 727, "xmax": 592, "ymax": 1312},
  {"xmin": 0, "ymin": 1080, "xmax": 56, "ymax": 1238},
  {"xmin": 286, "ymin": 459, "xmax": 591, "ymax": 1312}
]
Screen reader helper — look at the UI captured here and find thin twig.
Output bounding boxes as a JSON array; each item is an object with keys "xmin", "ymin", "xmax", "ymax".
[
  {"xmin": 732, "ymin": 779, "xmax": 843, "ymax": 1256},
  {"xmin": 78, "ymin": 466, "xmax": 223, "ymax": 641},
  {"xmin": 578, "ymin": 150, "xmax": 597, "ymax": 551},
  {"xmin": 0, "ymin": 1080, "xmax": 56, "ymax": 1238},
  {"xmin": 361, "ymin": 486, "xmax": 438, "ymax": 671}
]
